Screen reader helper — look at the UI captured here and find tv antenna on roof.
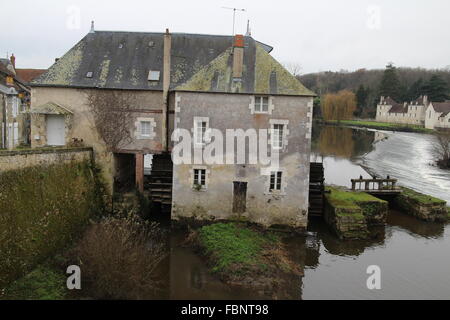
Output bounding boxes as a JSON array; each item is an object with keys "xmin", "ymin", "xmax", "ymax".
[{"xmin": 221, "ymin": 7, "xmax": 246, "ymax": 35}]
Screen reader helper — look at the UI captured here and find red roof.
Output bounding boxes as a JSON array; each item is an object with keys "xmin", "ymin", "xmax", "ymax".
[{"xmin": 15, "ymin": 69, "xmax": 47, "ymax": 83}]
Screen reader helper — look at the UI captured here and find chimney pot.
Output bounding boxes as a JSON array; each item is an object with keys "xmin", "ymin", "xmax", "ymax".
[
  {"xmin": 234, "ymin": 34, "xmax": 244, "ymax": 48},
  {"xmin": 10, "ymin": 54, "xmax": 15, "ymax": 69}
]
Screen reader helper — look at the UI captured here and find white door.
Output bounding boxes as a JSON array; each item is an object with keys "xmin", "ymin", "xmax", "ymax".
[{"xmin": 46, "ymin": 115, "xmax": 65, "ymax": 146}]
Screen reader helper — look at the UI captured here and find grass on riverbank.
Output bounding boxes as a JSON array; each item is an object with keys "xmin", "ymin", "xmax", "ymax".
[
  {"xmin": 401, "ymin": 187, "xmax": 447, "ymax": 205},
  {"xmin": 196, "ymin": 223, "xmax": 300, "ymax": 281},
  {"xmin": 322, "ymin": 119, "xmax": 434, "ymax": 134},
  {"xmin": 1, "ymin": 262, "xmax": 66, "ymax": 300},
  {"xmin": 326, "ymin": 186, "xmax": 384, "ymax": 209}
]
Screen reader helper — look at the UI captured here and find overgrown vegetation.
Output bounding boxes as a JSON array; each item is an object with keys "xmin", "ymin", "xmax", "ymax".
[
  {"xmin": 195, "ymin": 223, "xmax": 301, "ymax": 285},
  {"xmin": 326, "ymin": 187, "xmax": 384, "ymax": 209},
  {"xmin": 1, "ymin": 263, "xmax": 66, "ymax": 300},
  {"xmin": 86, "ymin": 89, "xmax": 135, "ymax": 151},
  {"xmin": 70, "ymin": 215, "xmax": 167, "ymax": 299},
  {"xmin": 0, "ymin": 160, "xmax": 105, "ymax": 289},
  {"xmin": 400, "ymin": 187, "xmax": 446, "ymax": 205}
]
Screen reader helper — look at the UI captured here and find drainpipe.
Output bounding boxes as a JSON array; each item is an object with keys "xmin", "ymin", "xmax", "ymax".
[{"xmin": 162, "ymin": 28, "xmax": 171, "ymax": 152}]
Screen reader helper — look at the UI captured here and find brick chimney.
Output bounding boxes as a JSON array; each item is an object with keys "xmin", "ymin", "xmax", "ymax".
[
  {"xmin": 10, "ymin": 54, "xmax": 16, "ymax": 69},
  {"xmin": 232, "ymin": 35, "xmax": 244, "ymax": 78}
]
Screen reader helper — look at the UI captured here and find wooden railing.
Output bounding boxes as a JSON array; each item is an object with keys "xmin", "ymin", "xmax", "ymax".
[{"xmin": 351, "ymin": 178, "xmax": 398, "ymax": 191}]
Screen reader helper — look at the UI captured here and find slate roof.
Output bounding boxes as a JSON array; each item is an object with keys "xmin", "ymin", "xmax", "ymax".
[
  {"xmin": 31, "ymin": 31, "xmax": 314, "ymax": 96},
  {"xmin": 431, "ymin": 101, "xmax": 450, "ymax": 117},
  {"xmin": 388, "ymin": 103, "xmax": 408, "ymax": 114}
]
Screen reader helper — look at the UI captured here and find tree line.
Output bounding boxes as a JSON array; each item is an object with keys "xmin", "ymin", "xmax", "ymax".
[{"xmin": 300, "ymin": 65, "xmax": 450, "ymax": 119}]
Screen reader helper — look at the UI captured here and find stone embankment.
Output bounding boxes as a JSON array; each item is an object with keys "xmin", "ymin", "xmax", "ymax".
[
  {"xmin": 394, "ymin": 187, "xmax": 448, "ymax": 222},
  {"xmin": 324, "ymin": 187, "xmax": 388, "ymax": 240}
]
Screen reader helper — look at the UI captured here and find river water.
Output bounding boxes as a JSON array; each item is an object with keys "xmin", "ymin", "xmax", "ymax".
[{"xmin": 160, "ymin": 125, "xmax": 450, "ymax": 300}]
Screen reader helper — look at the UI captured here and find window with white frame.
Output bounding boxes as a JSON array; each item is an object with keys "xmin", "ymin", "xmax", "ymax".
[
  {"xmin": 194, "ymin": 117, "xmax": 209, "ymax": 146},
  {"xmin": 254, "ymin": 96, "xmax": 269, "ymax": 113},
  {"xmin": 135, "ymin": 117, "xmax": 156, "ymax": 139},
  {"xmin": 193, "ymin": 168, "xmax": 206, "ymax": 188},
  {"xmin": 272, "ymin": 124, "xmax": 284, "ymax": 149},
  {"xmin": 269, "ymin": 171, "xmax": 283, "ymax": 192},
  {"xmin": 140, "ymin": 121, "xmax": 152, "ymax": 137}
]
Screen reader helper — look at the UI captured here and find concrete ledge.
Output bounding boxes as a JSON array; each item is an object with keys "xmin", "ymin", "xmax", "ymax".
[
  {"xmin": 0, "ymin": 147, "xmax": 93, "ymax": 172},
  {"xmin": 0, "ymin": 146, "xmax": 93, "ymax": 157}
]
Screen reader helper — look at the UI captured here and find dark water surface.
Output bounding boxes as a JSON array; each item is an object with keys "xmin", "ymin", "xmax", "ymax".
[{"xmin": 160, "ymin": 125, "xmax": 450, "ymax": 300}]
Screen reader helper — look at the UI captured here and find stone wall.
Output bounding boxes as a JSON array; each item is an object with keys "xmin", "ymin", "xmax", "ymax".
[
  {"xmin": 394, "ymin": 187, "xmax": 447, "ymax": 222},
  {"xmin": 324, "ymin": 188, "xmax": 388, "ymax": 240},
  {"xmin": 0, "ymin": 147, "xmax": 93, "ymax": 172},
  {"xmin": 171, "ymin": 91, "xmax": 313, "ymax": 229},
  {"xmin": 323, "ymin": 197, "xmax": 369, "ymax": 240}
]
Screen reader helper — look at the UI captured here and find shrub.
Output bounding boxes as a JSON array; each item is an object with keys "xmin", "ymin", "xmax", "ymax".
[
  {"xmin": 0, "ymin": 160, "xmax": 105, "ymax": 288},
  {"xmin": 72, "ymin": 215, "xmax": 166, "ymax": 299}
]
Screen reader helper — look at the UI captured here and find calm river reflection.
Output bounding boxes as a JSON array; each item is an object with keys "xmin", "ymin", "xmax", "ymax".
[{"xmin": 160, "ymin": 125, "xmax": 450, "ymax": 300}]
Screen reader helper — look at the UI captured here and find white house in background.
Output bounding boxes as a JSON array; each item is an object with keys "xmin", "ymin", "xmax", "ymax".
[
  {"xmin": 376, "ymin": 96, "xmax": 428, "ymax": 125},
  {"xmin": 425, "ymin": 101, "xmax": 450, "ymax": 129}
]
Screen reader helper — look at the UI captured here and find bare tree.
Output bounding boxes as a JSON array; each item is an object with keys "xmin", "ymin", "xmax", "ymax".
[
  {"xmin": 432, "ymin": 131, "xmax": 450, "ymax": 169},
  {"xmin": 86, "ymin": 90, "xmax": 135, "ymax": 151},
  {"xmin": 283, "ymin": 62, "xmax": 303, "ymax": 77}
]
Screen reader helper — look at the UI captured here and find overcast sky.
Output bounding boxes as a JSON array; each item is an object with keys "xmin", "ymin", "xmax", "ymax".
[{"xmin": 1, "ymin": 0, "xmax": 449, "ymax": 74}]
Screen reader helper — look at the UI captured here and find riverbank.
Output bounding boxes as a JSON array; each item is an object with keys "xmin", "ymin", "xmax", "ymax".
[
  {"xmin": 191, "ymin": 222, "xmax": 302, "ymax": 297},
  {"xmin": 319, "ymin": 119, "xmax": 434, "ymax": 134}
]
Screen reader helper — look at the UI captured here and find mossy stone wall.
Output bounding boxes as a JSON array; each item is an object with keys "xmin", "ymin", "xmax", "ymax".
[
  {"xmin": 0, "ymin": 159, "xmax": 105, "ymax": 288},
  {"xmin": 323, "ymin": 198, "xmax": 369, "ymax": 240},
  {"xmin": 395, "ymin": 188, "xmax": 447, "ymax": 222}
]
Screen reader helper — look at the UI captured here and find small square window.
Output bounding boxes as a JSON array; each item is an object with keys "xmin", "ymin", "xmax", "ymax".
[
  {"xmin": 254, "ymin": 96, "xmax": 269, "ymax": 113},
  {"xmin": 86, "ymin": 71, "xmax": 93, "ymax": 78},
  {"xmin": 269, "ymin": 171, "xmax": 283, "ymax": 192},
  {"xmin": 148, "ymin": 70, "xmax": 160, "ymax": 81}
]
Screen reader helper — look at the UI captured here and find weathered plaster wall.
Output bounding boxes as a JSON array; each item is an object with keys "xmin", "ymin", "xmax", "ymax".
[
  {"xmin": 172, "ymin": 91, "xmax": 313, "ymax": 229},
  {"xmin": 30, "ymin": 87, "xmax": 166, "ymax": 190}
]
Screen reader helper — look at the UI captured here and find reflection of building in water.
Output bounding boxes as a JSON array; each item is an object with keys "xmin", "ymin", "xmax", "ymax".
[{"xmin": 312, "ymin": 125, "xmax": 375, "ymax": 159}]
